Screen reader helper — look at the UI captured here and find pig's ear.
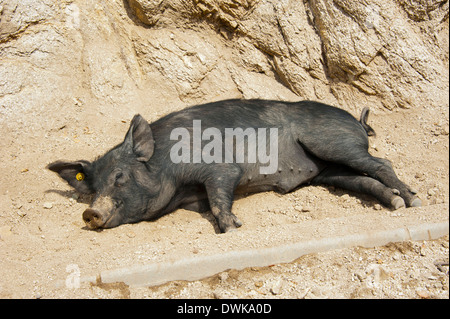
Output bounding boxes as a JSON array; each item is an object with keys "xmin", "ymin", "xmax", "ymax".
[
  {"xmin": 124, "ymin": 114, "xmax": 154, "ymax": 162},
  {"xmin": 47, "ymin": 160, "xmax": 94, "ymax": 194}
]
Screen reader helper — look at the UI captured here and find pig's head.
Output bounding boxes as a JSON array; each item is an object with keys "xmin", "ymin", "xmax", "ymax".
[{"xmin": 47, "ymin": 115, "xmax": 161, "ymax": 229}]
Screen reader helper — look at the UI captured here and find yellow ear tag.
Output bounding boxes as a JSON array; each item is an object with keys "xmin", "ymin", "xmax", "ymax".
[{"xmin": 76, "ymin": 172, "xmax": 85, "ymax": 181}]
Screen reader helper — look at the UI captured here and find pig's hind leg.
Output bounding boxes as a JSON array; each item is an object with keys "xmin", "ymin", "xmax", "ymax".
[
  {"xmin": 297, "ymin": 132, "xmax": 420, "ymax": 208},
  {"xmin": 343, "ymin": 155, "xmax": 421, "ymax": 208},
  {"xmin": 312, "ymin": 164, "xmax": 406, "ymax": 209}
]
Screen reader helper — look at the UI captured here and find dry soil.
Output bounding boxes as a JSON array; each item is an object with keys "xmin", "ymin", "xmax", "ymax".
[{"xmin": 0, "ymin": 101, "xmax": 448, "ymax": 299}]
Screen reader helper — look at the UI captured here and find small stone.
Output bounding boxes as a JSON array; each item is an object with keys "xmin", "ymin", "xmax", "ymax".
[
  {"xmin": 73, "ymin": 97, "xmax": 83, "ymax": 106},
  {"xmin": 419, "ymin": 244, "xmax": 428, "ymax": 256},
  {"xmin": 297, "ymin": 287, "xmax": 311, "ymax": 299},
  {"xmin": 354, "ymin": 270, "xmax": 366, "ymax": 282},
  {"xmin": 416, "ymin": 289, "xmax": 430, "ymax": 299},
  {"xmin": 414, "ymin": 172, "xmax": 425, "ymax": 181},
  {"xmin": 427, "ymin": 188, "xmax": 436, "ymax": 197},
  {"xmin": 294, "ymin": 205, "xmax": 311, "ymax": 212},
  {"xmin": 43, "ymin": 202, "xmax": 53, "ymax": 209},
  {"xmin": 17, "ymin": 210, "xmax": 27, "ymax": 217},
  {"xmin": 307, "ymin": 287, "xmax": 325, "ymax": 299},
  {"xmin": 218, "ymin": 272, "xmax": 228, "ymax": 282},
  {"xmin": 270, "ymin": 279, "xmax": 285, "ymax": 295},
  {"xmin": 213, "ymin": 290, "xmax": 230, "ymax": 299},
  {"xmin": 296, "ymin": 205, "xmax": 310, "ymax": 212}
]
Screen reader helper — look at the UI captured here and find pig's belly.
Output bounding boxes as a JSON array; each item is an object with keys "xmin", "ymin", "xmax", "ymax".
[{"xmin": 235, "ymin": 140, "xmax": 324, "ymax": 194}]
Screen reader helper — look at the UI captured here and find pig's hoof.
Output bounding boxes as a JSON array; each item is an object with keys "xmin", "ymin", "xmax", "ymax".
[
  {"xmin": 227, "ymin": 218, "xmax": 243, "ymax": 232},
  {"xmin": 391, "ymin": 196, "xmax": 405, "ymax": 210},
  {"xmin": 219, "ymin": 215, "xmax": 243, "ymax": 233},
  {"xmin": 410, "ymin": 197, "xmax": 422, "ymax": 207}
]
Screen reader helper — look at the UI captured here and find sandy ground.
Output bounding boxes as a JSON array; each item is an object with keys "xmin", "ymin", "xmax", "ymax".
[{"xmin": 0, "ymin": 99, "xmax": 448, "ymax": 299}]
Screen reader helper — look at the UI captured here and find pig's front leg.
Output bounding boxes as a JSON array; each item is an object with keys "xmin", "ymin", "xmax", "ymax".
[{"xmin": 204, "ymin": 165, "xmax": 243, "ymax": 233}]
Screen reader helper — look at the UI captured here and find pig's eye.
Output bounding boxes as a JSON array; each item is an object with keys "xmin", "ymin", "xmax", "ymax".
[{"xmin": 114, "ymin": 172, "xmax": 125, "ymax": 187}]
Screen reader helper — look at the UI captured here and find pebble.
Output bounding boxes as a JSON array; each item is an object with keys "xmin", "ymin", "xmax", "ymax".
[
  {"xmin": 415, "ymin": 172, "xmax": 425, "ymax": 181},
  {"xmin": 415, "ymin": 289, "xmax": 430, "ymax": 299},
  {"xmin": 354, "ymin": 270, "xmax": 366, "ymax": 282},
  {"xmin": 218, "ymin": 272, "xmax": 228, "ymax": 282},
  {"xmin": 270, "ymin": 279, "xmax": 285, "ymax": 295},
  {"xmin": 43, "ymin": 202, "xmax": 53, "ymax": 209},
  {"xmin": 297, "ymin": 287, "xmax": 311, "ymax": 299},
  {"xmin": 419, "ymin": 244, "xmax": 428, "ymax": 256},
  {"xmin": 294, "ymin": 205, "xmax": 310, "ymax": 212},
  {"xmin": 374, "ymin": 204, "xmax": 382, "ymax": 211},
  {"xmin": 17, "ymin": 210, "xmax": 27, "ymax": 217}
]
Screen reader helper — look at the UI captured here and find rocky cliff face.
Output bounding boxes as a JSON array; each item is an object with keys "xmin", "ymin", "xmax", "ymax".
[{"xmin": 0, "ymin": 0, "xmax": 448, "ymax": 131}]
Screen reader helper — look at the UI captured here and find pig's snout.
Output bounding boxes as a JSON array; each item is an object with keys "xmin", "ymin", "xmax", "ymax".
[
  {"xmin": 83, "ymin": 208, "xmax": 104, "ymax": 229},
  {"xmin": 83, "ymin": 195, "xmax": 115, "ymax": 229}
]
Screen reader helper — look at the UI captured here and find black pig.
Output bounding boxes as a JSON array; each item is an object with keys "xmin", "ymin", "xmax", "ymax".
[{"xmin": 47, "ymin": 99, "xmax": 421, "ymax": 233}]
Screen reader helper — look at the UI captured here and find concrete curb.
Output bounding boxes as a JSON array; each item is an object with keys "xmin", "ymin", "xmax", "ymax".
[{"xmin": 100, "ymin": 221, "xmax": 448, "ymax": 287}]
